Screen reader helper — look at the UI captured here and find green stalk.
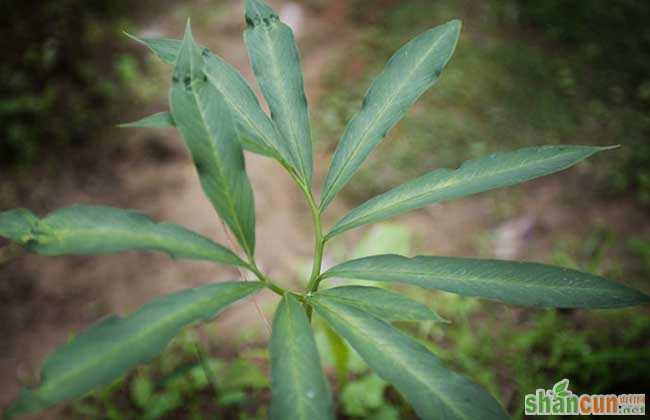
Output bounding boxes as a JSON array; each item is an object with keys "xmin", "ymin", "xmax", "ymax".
[
  {"xmin": 241, "ymin": 164, "xmax": 325, "ymax": 301},
  {"xmin": 285, "ymin": 168, "xmax": 325, "ymax": 293},
  {"xmin": 246, "ymin": 260, "xmax": 287, "ymax": 296},
  {"xmin": 305, "ymin": 194, "xmax": 324, "ymax": 293},
  {"xmin": 286, "ymin": 167, "xmax": 326, "ymax": 320},
  {"xmin": 193, "ymin": 342, "xmax": 219, "ymax": 398}
]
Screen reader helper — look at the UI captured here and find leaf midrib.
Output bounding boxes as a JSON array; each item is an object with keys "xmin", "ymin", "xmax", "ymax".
[
  {"xmin": 189, "ymin": 66, "xmax": 251, "ymax": 256},
  {"xmin": 314, "ymin": 293, "xmax": 431, "ymax": 321},
  {"xmin": 332, "ymin": 148, "xmax": 584, "ymax": 234},
  {"xmin": 283, "ymin": 299, "xmax": 311, "ymax": 419},
  {"xmin": 252, "ymin": 23, "xmax": 308, "ymax": 179},
  {"xmin": 39, "ymin": 226, "xmax": 231, "ymax": 262},
  {"xmin": 326, "ymin": 265, "xmax": 620, "ymax": 295}
]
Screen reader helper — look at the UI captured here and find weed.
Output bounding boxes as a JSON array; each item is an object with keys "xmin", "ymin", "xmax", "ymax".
[{"xmin": 1, "ymin": 1, "xmax": 647, "ymax": 418}]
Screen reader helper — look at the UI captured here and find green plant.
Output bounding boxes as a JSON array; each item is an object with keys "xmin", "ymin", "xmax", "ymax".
[
  {"xmin": 69, "ymin": 330, "xmax": 270, "ymax": 419},
  {"xmin": 1, "ymin": 1, "xmax": 648, "ymax": 418}
]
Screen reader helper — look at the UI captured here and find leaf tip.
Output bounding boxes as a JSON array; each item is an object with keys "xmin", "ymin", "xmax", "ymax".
[
  {"xmin": 123, "ymin": 30, "xmax": 140, "ymax": 42},
  {"xmin": 448, "ymin": 19, "xmax": 463, "ymax": 32},
  {"xmin": 183, "ymin": 18, "xmax": 194, "ymax": 42},
  {"xmin": 118, "ymin": 112, "xmax": 175, "ymax": 129},
  {"xmin": 245, "ymin": 0, "xmax": 277, "ymax": 22},
  {"xmin": 444, "ymin": 19, "xmax": 462, "ymax": 50},
  {"xmin": 123, "ymin": 31, "xmax": 150, "ymax": 50},
  {"xmin": 600, "ymin": 144, "xmax": 621, "ymax": 151}
]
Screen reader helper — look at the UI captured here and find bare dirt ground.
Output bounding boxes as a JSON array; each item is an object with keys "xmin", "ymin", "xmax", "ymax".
[{"xmin": 2, "ymin": 0, "xmax": 649, "ymax": 415}]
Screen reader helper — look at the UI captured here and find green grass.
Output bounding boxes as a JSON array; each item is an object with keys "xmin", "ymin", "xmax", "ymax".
[{"xmin": 69, "ymin": 329, "xmax": 270, "ymax": 420}]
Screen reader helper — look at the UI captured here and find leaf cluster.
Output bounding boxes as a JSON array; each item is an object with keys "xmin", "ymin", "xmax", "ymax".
[{"xmin": 1, "ymin": 1, "xmax": 647, "ymax": 418}]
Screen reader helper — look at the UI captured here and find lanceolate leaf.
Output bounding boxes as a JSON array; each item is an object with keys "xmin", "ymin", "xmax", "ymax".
[
  {"xmin": 244, "ymin": 0, "xmax": 313, "ymax": 185},
  {"xmin": 119, "ymin": 111, "xmax": 175, "ymax": 129},
  {"xmin": 310, "ymin": 298, "xmax": 508, "ymax": 420},
  {"xmin": 322, "ymin": 255, "xmax": 650, "ymax": 308},
  {"xmin": 0, "ymin": 206, "xmax": 245, "ymax": 266},
  {"xmin": 5, "ymin": 282, "xmax": 264, "ymax": 418},
  {"xmin": 170, "ymin": 23, "xmax": 256, "ymax": 256},
  {"xmin": 320, "ymin": 20, "xmax": 461, "ymax": 210},
  {"xmin": 126, "ymin": 34, "xmax": 293, "ymax": 165},
  {"xmin": 313, "ymin": 286, "xmax": 446, "ymax": 322},
  {"xmin": 327, "ymin": 145, "xmax": 611, "ymax": 239},
  {"xmin": 270, "ymin": 294, "xmax": 333, "ymax": 420}
]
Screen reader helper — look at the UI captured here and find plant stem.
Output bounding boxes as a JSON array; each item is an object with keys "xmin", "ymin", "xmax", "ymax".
[
  {"xmin": 305, "ymin": 194, "xmax": 324, "ymax": 293},
  {"xmin": 285, "ymin": 168, "xmax": 326, "ymax": 320},
  {"xmin": 241, "ymin": 166, "xmax": 324, "ymax": 300},
  {"xmin": 247, "ymin": 260, "xmax": 287, "ymax": 296},
  {"xmin": 193, "ymin": 341, "xmax": 220, "ymax": 399},
  {"xmin": 285, "ymin": 169, "xmax": 326, "ymax": 294}
]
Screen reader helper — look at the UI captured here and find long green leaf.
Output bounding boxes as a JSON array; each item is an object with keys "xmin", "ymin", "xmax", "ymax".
[
  {"xmin": 322, "ymin": 254, "xmax": 650, "ymax": 308},
  {"xmin": 320, "ymin": 20, "xmax": 461, "ymax": 210},
  {"xmin": 310, "ymin": 297, "xmax": 508, "ymax": 419},
  {"xmin": 170, "ymin": 23, "xmax": 256, "ymax": 256},
  {"xmin": 5, "ymin": 282, "xmax": 264, "ymax": 418},
  {"xmin": 270, "ymin": 294, "xmax": 333, "ymax": 420},
  {"xmin": 327, "ymin": 145, "xmax": 611, "ymax": 238},
  {"xmin": 126, "ymin": 34, "xmax": 293, "ymax": 165},
  {"xmin": 0, "ymin": 205, "xmax": 244, "ymax": 266},
  {"xmin": 244, "ymin": 0, "xmax": 313, "ymax": 185},
  {"xmin": 314, "ymin": 286, "xmax": 446, "ymax": 322},
  {"xmin": 119, "ymin": 111, "xmax": 175, "ymax": 129}
]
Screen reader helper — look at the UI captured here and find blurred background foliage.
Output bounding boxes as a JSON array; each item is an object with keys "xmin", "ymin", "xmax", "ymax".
[
  {"xmin": 501, "ymin": 0, "xmax": 650, "ymax": 204},
  {"xmin": 1, "ymin": 0, "xmax": 649, "ymax": 419},
  {"xmin": 0, "ymin": 0, "xmax": 157, "ymax": 167}
]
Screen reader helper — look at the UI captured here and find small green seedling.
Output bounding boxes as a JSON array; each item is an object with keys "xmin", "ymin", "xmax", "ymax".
[{"xmin": 1, "ymin": 1, "xmax": 648, "ymax": 418}]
